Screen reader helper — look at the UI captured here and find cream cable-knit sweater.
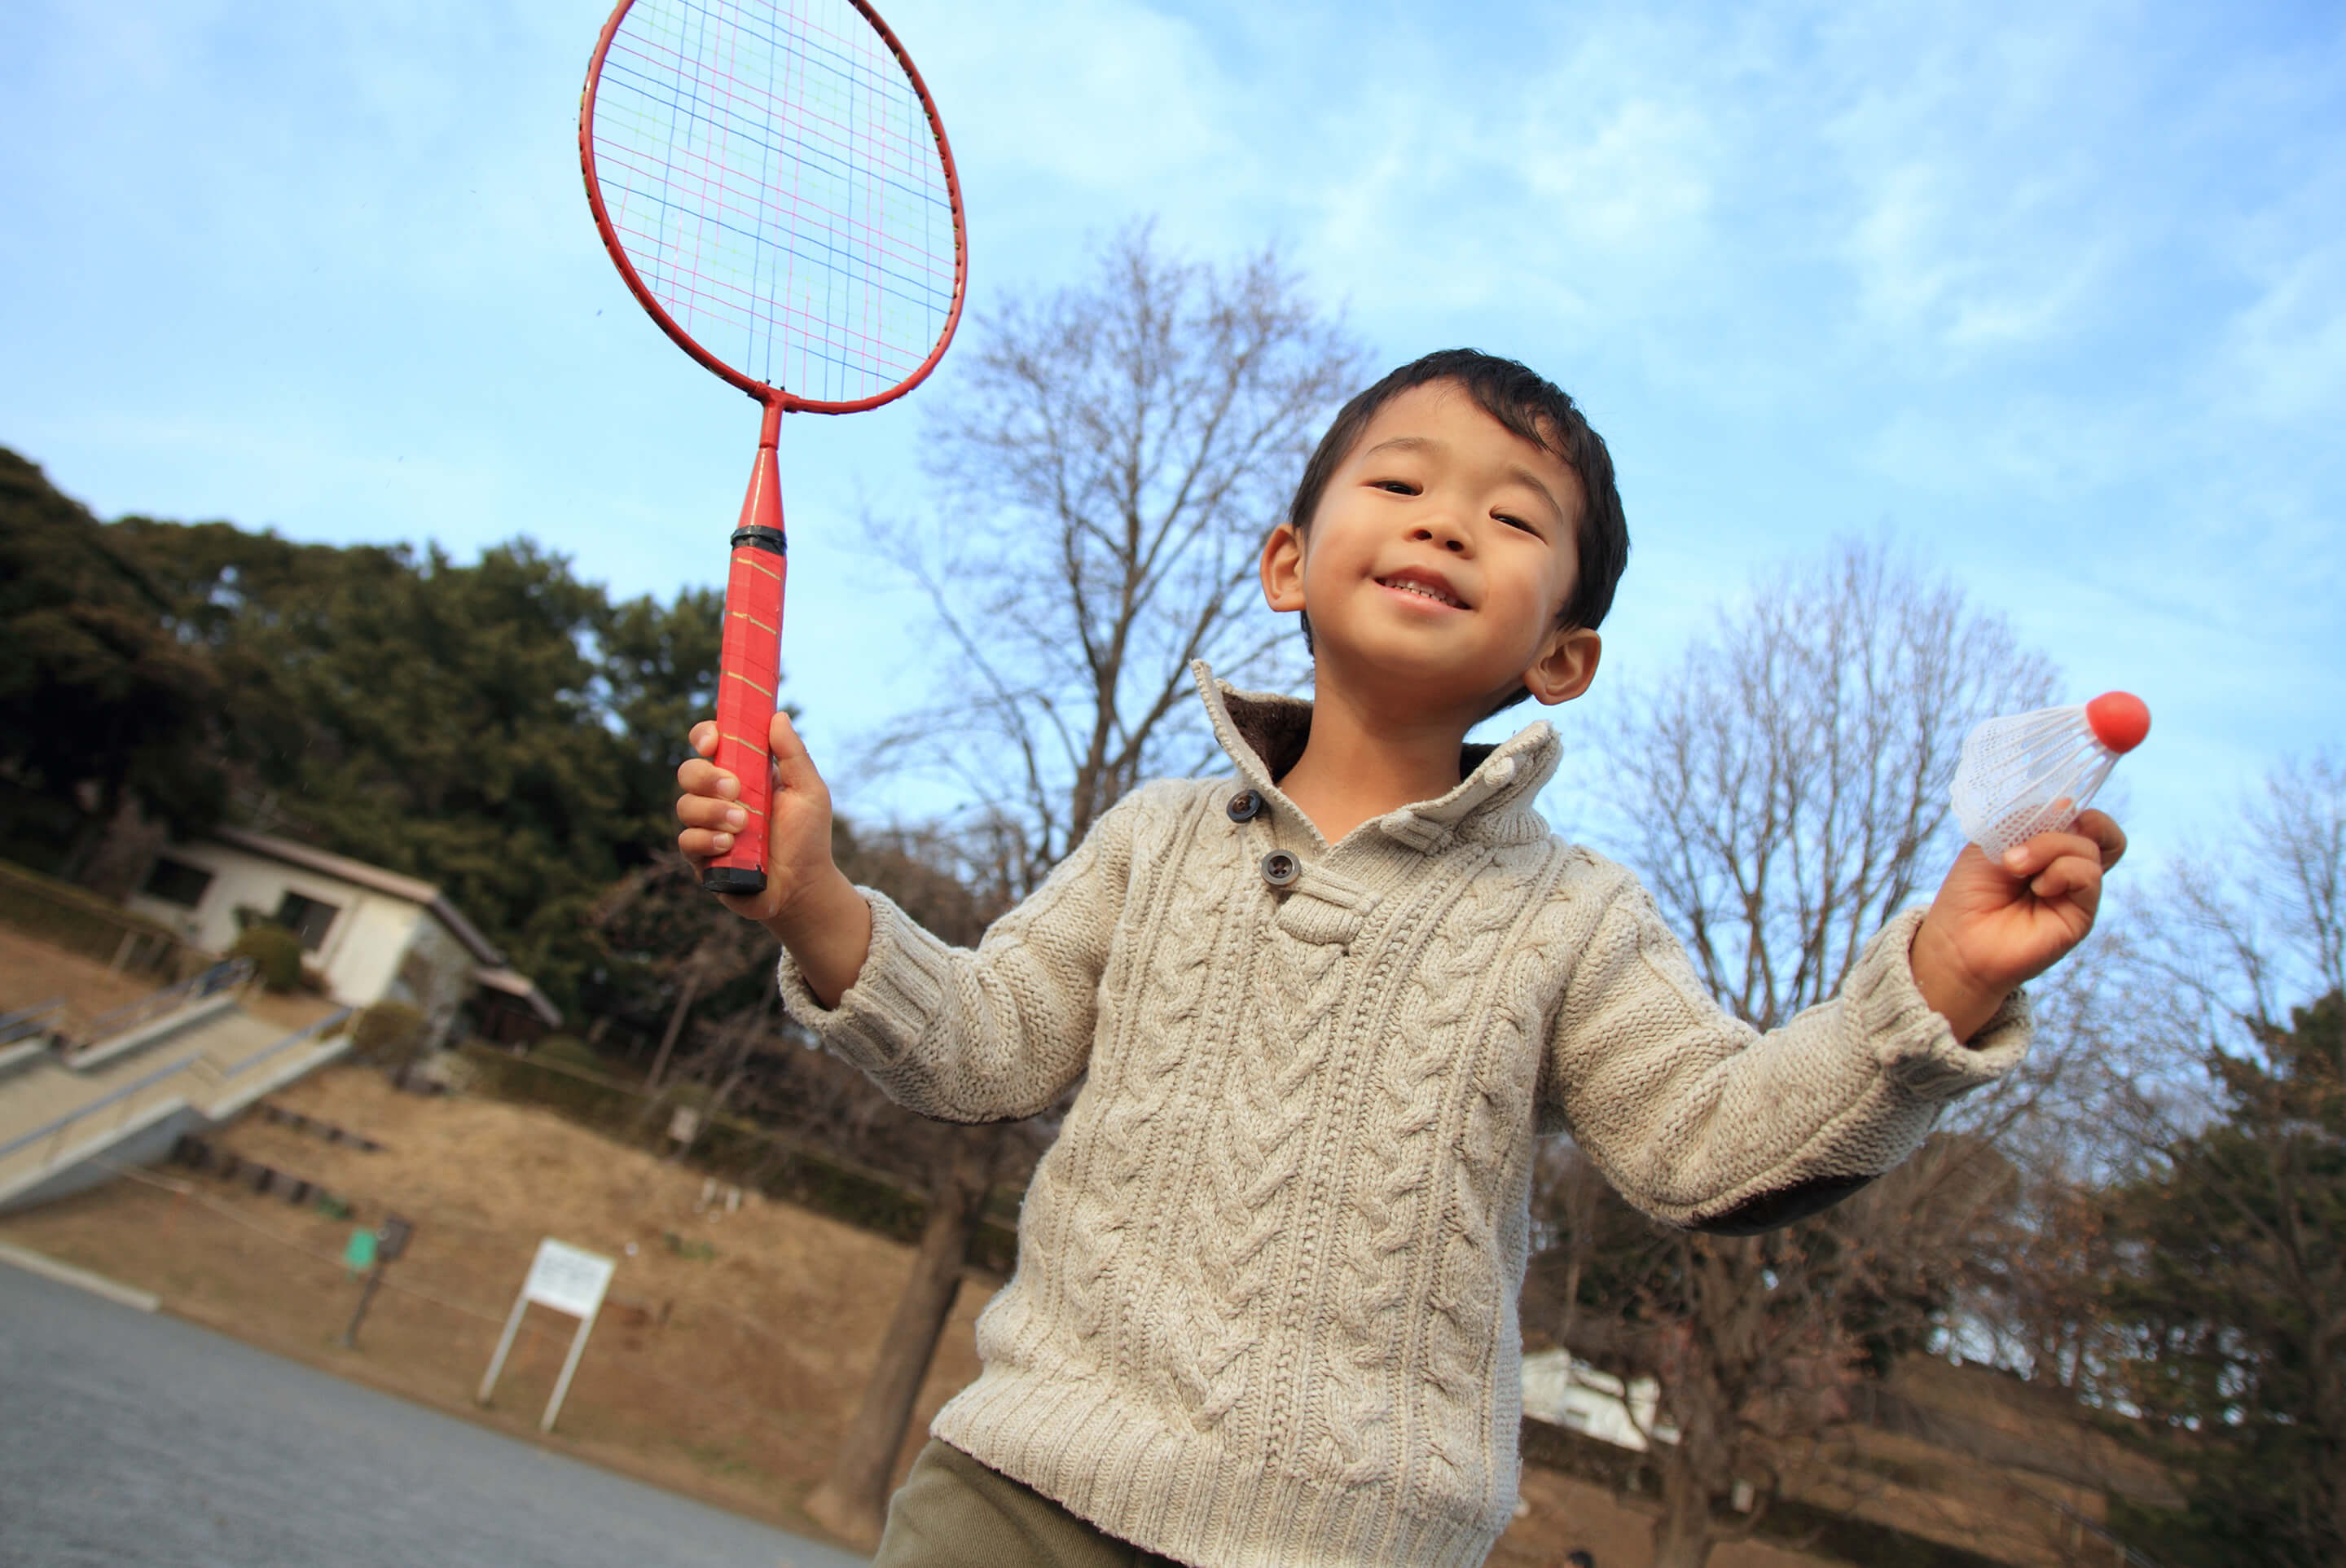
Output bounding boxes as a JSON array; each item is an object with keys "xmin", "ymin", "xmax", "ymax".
[{"xmin": 778, "ymin": 665, "xmax": 2030, "ymax": 1568}]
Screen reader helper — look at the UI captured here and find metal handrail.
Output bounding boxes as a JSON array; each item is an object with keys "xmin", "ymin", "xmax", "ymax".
[
  {"xmin": 0, "ymin": 999, "xmax": 63, "ymax": 1048},
  {"xmin": 0, "ymin": 1048, "xmax": 203, "ymax": 1165},
  {"xmin": 220, "ymin": 1008, "xmax": 353, "ymax": 1081},
  {"xmin": 0, "ymin": 1001, "xmax": 348, "ymax": 1171},
  {"xmin": 73, "ymin": 960, "xmax": 255, "ymax": 1050}
]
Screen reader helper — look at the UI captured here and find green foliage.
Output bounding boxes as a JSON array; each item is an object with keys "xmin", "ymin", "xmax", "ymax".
[
  {"xmin": 2106, "ymin": 990, "xmax": 2346, "ymax": 1568},
  {"xmin": 352, "ymin": 1000, "xmax": 428, "ymax": 1068},
  {"xmin": 0, "ymin": 450, "xmax": 733, "ymax": 1016},
  {"xmin": 0, "ymin": 451, "xmax": 222, "ymax": 866},
  {"xmin": 231, "ymin": 923, "xmax": 304, "ymax": 992}
]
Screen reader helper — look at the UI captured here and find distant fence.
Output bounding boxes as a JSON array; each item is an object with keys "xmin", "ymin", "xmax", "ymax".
[
  {"xmin": 455, "ymin": 1043, "xmax": 1018, "ymax": 1274},
  {"xmin": 0, "ymin": 859, "xmax": 198, "ymax": 977}
]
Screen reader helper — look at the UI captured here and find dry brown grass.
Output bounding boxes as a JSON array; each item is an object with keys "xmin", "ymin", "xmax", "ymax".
[{"xmin": 0, "ymin": 928, "xmax": 157, "ymax": 1023}]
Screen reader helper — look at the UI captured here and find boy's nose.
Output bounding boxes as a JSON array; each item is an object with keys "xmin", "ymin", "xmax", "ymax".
[{"xmin": 1408, "ymin": 522, "xmax": 1472, "ymax": 555}]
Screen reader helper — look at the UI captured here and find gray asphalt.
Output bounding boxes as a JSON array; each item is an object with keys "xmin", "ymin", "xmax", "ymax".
[{"xmin": 0, "ymin": 1258, "xmax": 867, "ymax": 1568}]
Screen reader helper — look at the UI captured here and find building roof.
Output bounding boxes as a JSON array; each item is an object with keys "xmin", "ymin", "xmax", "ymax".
[
  {"xmin": 211, "ymin": 824, "xmax": 507, "ymax": 967},
  {"xmin": 472, "ymin": 964, "xmax": 564, "ymax": 1028}
]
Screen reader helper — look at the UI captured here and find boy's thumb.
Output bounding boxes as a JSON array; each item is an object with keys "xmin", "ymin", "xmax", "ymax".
[{"xmin": 767, "ymin": 711, "xmax": 823, "ymax": 794}]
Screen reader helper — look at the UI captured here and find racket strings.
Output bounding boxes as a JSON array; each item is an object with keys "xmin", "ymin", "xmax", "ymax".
[{"xmin": 591, "ymin": 0, "xmax": 957, "ymax": 404}]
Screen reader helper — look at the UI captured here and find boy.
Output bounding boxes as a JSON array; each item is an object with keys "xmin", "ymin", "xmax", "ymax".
[{"xmin": 674, "ymin": 350, "xmax": 2124, "ymax": 1567}]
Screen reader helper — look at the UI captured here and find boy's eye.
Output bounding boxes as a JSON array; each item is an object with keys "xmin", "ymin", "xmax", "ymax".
[
  {"xmin": 1496, "ymin": 512, "xmax": 1540, "ymax": 535},
  {"xmin": 1372, "ymin": 478, "xmax": 1419, "ymax": 495}
]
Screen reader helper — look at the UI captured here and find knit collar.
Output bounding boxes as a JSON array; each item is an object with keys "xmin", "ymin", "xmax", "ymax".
[{"xmin": 1189, "ymin": 661, "xmax": 1561, "ymax": 851}]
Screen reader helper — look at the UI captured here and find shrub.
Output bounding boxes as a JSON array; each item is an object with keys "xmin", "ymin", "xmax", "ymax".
[
  {"xmin": 352, "ymin": 1000, "xmax": 428, "ymax": 1069},
  {"xmin": 529, "ymin": 1033, "xmax": 605, "ymax": 1072},
  {"xmin": 231, "ymin": 924, "xmax": 303, "ymax": 992}
]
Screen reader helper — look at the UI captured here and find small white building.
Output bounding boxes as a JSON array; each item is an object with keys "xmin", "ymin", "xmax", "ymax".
[
  {"xmin": 122, "ymin": 825, "xmax": 559, "ymax": 1047},
  {"xmin": 1520, "ymin": 1349, "xmax": 1677, "ymax": 1452}
]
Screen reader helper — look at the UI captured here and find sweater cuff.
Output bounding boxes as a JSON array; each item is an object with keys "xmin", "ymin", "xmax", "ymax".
[
  {"xmin": 1850, "ymin": 906, "xmax": 2032, "ymax": 1100},
  {"xmin": 773, "ymin": 888, "xmax": 954, "ymax": 1069}
]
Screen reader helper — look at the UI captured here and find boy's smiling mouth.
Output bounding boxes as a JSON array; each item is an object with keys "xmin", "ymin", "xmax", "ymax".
[{"xmin": 1377, "ymin": 566, "xmax": 1470, "ymax": 609}]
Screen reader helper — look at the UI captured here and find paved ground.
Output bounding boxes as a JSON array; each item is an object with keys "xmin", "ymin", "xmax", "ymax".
[{"xmin": 0, "ymin": 1260, "xmax": 866, "ymax": 1568}]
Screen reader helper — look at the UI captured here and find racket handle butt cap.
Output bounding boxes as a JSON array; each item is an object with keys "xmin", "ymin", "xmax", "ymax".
[{"xmin": 701, "ymin": 867, "xmax": 768, "ymax": 898}]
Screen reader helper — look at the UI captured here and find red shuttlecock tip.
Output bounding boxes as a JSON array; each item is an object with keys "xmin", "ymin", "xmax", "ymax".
[{"xmin": 2085, "ymin": 691, "xmax": 2150, "ymax": 753}]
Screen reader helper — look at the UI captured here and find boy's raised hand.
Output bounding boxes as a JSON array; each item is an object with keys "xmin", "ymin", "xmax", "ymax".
[
  {"xmin": 675, "ymin": 711, "xmax": 872, "ymax": 1006},
  {"xmin": 1910, "ymin": 808, "xmax": 2128, "ymax": 1043}
]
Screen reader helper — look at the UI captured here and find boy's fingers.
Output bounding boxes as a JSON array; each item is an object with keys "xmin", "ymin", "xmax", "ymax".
[
  {"xmin": 676, "ymin": 827, "xmax": 736, "ymax": 861},
  {"xmin": 2071, "ymin": 808, "xmax": 2128, "ymax": 870},
  {"xmin": 676, "ymin": 757, "xmax": 740, "ymax": 800},
  {"xmin": 2001, "ymin": 828, "xmax": 2101, "ymax": 880},
  {"xmin": 677, "ymin": 793, "xmax": 748, "ymax": 832},
  {"xmin": 2030, "ymin": 853, "xmax": 2102, "ymax": 904},
  {"xmin": 690, "ymin": 720, "xmax": 718, "ymax": 756}
]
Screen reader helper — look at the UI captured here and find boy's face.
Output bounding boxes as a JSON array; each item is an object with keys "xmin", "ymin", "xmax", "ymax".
[{"xmin": 1261, "ymin": 381, "xmax": 1601, "ymax": 720}]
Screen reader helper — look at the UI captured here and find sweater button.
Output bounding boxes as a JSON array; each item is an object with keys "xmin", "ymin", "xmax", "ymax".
[
  {"xmin": 1227, "ymin": 788, "xmax": 1264, "ymax": 823},
  {"xmin": 1259, "ymin": 850, "xmax": 1299, "ymax": 889}
]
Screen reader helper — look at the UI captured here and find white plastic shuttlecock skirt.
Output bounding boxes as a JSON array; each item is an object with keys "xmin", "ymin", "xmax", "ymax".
[{"xmin": 1950, "ymin": 692, "xmax": 2149, "ymax": 860}]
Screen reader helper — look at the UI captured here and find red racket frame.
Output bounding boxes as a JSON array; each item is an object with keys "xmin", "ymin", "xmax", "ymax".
[{"xmin": 578, "ymin": 0, "xmax": 968, "ymax": 896}]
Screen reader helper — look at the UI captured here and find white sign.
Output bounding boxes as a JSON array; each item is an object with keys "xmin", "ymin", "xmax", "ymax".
[
  {"xmin": 477, "ymin": 1236, "xmax": 618, "ymax": 1432},
  {"xmin": 522, "ymin": 1237, "xmax": 615, "ymax": 1319}
]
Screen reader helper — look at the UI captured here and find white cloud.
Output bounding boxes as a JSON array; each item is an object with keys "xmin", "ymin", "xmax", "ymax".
[
  {"xmin": 891, "ymin": 0, "xmax": 1239, "ymax": 188},
  {"xmin": 2220, "ymin": 238, "xmax": 2346, "ymax": 425}
]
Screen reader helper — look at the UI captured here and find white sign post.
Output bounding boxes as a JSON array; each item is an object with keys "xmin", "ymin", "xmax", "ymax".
[{"xmin": 477, "ymin": 1236, "xmax": 617, "ymax": 1433}]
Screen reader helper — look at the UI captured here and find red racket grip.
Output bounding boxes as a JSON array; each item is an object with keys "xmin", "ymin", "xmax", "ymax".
[{"xmin": 704, "ymin": 424, "xmax": 786, "ymax": 897}]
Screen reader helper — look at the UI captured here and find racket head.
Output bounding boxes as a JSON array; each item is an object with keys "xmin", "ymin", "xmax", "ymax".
[{"xmin": 579, "ymin": 0, "xmax": 968, "ymax": 414}]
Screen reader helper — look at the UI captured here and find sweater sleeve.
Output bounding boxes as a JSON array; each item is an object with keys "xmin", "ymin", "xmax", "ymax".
[
  {"xmin": 1540, "ymin": 876, "xmax": 2031, "ymax": 1234},
  {"xmin": 773, "ymin": 787, "xmax": 1153, "ymax": 1123}
]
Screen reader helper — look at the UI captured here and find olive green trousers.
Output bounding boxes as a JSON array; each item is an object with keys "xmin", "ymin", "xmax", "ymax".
[{"xmin": 872, "ymin": 1438, "xmax": 1184, "ymax": 1567}]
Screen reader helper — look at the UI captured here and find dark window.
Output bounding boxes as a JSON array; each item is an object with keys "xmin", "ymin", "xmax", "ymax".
[
  {"xmin": 143, "ymin": 858, "xmax": 214, "ymax": 908},
  {"xmin": 274, "ymin": 892, "xmax": 340, "ymax": 951}
]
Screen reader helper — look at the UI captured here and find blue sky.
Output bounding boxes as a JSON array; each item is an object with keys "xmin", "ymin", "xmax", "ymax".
[{"xmin": 5, "ymin": 0, "xmax": 2341, "ymax": 865}]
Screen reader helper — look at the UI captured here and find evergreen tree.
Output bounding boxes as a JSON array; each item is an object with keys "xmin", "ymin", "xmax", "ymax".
[
  {"xmin": 2, "ymin": 452, "xmax": 729, "ymax": 1013},
  {"xmin": 0, "ymin": 450, "xmax": 221, "ymax": 869},
  {"xmin": 2107, "ymin": 988, "xmax": 2346, "ymax": 1568}
]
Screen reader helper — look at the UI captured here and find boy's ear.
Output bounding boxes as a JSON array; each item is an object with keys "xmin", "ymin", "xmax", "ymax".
[
  {"xmin": 1523, "ymin": 626, "xmax": 1601, "ymax": 706},
  {"xmin": 1260, "ymin": 521, "xmax": 1307, "ymax": 613}
]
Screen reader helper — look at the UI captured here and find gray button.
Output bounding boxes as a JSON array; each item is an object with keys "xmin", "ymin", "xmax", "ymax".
[
  {"xmin": 1227, "ymin": 789, "xmax": 1264, "ymax": 823},
  {"xmin": 1259, "ymin": 850, "xmax": 1299, "ymax": 889}
]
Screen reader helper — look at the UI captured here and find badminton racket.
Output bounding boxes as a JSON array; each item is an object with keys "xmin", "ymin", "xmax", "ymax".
[{"xmin": 580, "ymin": 0, "xmax": 968, "ymax": 894}]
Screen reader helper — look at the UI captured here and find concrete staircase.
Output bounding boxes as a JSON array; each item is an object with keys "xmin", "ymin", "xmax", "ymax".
[{"xmin": 0, "ymin": 969, "xmax": 354, "ymax": 1212}]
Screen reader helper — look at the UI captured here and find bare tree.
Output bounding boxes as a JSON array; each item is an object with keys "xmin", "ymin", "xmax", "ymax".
[
  {"xmin": 796, "ymin": 820, "xmax": 1023, "ymax": 1547},
  {"xmin": 1541, "ymin": 537, "xmax": 2063, "ymax": 1568},
  {"xmin": 591, "ymin": 851, "xmax": 770, "ymax": 1097},
  {"xmin": 868, "ymin": 222, "xmax": 1368, "ymax": 894},
  {"xmin": 797, "ymin": 228, "xmax": 1364, "ymax": 1548},
  {"xmin": 1584, "ymin": 537, "xmax": 2057, "ymax": 1027},
  {"xmin": 1536, "ymin": 1131, "xmax": 2022, "ymax": 1566}
]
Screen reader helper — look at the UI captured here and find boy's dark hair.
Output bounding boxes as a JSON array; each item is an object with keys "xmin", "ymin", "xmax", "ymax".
[{"xmin": 1285, "ymin": 349, "xmax": 1630, "ymax": 710}]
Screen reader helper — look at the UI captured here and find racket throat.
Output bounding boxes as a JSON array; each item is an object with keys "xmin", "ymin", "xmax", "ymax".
[{"xmin": 737, "ymin": 397, "xmax": 788, "ymax": 549}]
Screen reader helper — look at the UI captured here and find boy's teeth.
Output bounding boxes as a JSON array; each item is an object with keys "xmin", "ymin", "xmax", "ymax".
[{"xmin": 1388, "ymin": 579, "xmax": 1460, "ymax": 607}]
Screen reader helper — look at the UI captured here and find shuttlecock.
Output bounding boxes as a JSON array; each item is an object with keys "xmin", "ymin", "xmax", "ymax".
[{"xmin": 1951, "ymin": 692, "xmax": 2150, "ymax": 860}]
